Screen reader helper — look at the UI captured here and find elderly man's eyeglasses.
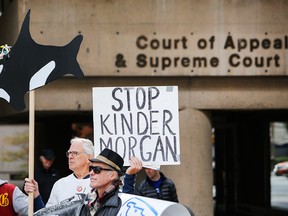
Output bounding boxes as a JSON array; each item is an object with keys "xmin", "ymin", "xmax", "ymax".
[
  {"xmin": 89, "ymin": 166, "xmax": 113, "ymax": 174},
  {"xmin": 66, "ymin": 151, "xmax": 86, "ymax": 157}
]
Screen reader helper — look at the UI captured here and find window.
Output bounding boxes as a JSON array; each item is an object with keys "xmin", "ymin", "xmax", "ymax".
[{"xmin": 270, "ymin": 122, "xmax": 288, "ymax": 209}]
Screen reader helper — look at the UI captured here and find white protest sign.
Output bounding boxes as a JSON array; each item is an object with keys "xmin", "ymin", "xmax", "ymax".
[{"xmin": 92, "ymin": 86, "xmax": 180, "ymax": 166}]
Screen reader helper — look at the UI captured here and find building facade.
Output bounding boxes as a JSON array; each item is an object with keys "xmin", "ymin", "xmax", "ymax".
[{"xmin": 1, "ymin": 0, "xmax": 288, "ymax": 215}]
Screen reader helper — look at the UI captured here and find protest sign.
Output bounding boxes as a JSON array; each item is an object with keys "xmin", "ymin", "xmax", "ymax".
[{"xmin": 93, "ymin": 86, "xmax": 180, "ymax": 166}]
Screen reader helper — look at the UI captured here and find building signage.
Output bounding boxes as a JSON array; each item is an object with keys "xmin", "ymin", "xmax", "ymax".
[{"xmin": 109, "ymin": 32, "xmax": 287, "ymax": 76}]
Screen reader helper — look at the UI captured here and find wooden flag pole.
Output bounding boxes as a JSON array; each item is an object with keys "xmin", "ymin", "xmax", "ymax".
[{"xmin": 28, "ymin": 90, "xmax": 35, "ymax": 216}]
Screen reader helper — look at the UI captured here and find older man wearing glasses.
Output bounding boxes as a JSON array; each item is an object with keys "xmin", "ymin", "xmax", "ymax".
[{"xmin": 25, "ymin": 137, "xmax": 94, "ymax": 209}]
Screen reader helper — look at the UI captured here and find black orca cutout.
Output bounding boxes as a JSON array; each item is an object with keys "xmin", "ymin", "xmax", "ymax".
[{"xmin": 0, "ymin": 9, "xmax": 84, "ymax": 111}]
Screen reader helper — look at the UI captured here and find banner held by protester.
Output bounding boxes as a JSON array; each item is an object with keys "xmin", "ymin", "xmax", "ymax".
[{"xmin": 93, "ymin": 86, "xmax": 180, "ymax": 166}]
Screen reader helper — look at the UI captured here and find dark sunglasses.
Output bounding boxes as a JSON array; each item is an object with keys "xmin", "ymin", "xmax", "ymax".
[{"xmin": 89, "ymin": 166, "xmax": 113, "ymax": 174}]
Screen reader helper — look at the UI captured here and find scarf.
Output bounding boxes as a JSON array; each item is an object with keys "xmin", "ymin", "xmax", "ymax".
[{"xmin": 88, "ymin": 179, "xmax": 122, "ymax": 215}]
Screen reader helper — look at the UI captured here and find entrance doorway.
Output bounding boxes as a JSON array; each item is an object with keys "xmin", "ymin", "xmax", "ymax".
[
  {"xmin": 34, "ymin": 111, "xmax": 93, "ymax": 177},
  {"xmin": 212, "ymin": 110, "xmax": 288, "ymax": 216}
]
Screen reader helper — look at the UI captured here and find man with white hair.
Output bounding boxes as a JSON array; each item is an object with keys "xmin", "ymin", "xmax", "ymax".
[{"xmin": 25, "ymin": 137, "xmax": 94, "ymax": 209}]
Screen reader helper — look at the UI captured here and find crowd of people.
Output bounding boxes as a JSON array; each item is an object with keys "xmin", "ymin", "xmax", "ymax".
[{"xmin": 0, "ymin": 137, "xmax": 180, "ymax": 216}]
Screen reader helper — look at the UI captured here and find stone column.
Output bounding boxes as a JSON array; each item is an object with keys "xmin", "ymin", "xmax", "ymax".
[{"xmin": 162, "ymin": 108, "xmax": 213, "ymax": 216}]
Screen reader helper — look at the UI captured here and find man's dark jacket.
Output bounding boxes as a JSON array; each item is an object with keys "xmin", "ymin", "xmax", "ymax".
[
  {"xmin": 79, "ymin": 188, "xmax": 121, "ymax": 216},
  {"xmin": 123, "ymin": 172, "xmax": 179, "ymax": 202}
]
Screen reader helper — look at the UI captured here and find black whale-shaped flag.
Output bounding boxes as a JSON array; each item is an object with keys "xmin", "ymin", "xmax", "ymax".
[{"xmin": 0, "ymin": 9, "xmax": 84, "ymax": 111}]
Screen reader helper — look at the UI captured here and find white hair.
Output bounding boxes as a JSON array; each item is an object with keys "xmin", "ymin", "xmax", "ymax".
[{"xmin": 70, "ymin": 137, "xmax": 94, "ymax": 157}]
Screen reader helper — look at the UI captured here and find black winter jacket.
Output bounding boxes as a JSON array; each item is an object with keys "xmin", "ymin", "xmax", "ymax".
[{"xmin": 136, "ymin": 172, "xmax": 179, "ymax": 202}]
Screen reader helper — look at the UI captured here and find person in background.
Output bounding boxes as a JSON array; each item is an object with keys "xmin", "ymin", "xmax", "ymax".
[
  {"xmin": 0, "ymin": 179, "xmax": 43, "ymax": 215},
  {"xmin": 24, "ymin": 137, "xmax": 94, "ymax": 209},
  {"xmin": 34, "ymin": 148, "xmax": 60, "ymax": 204},
  {"xmin": 122, "ymin": 156, "xmax": 143, "ymax": 194},
  {"xmin": 123, "ymin": 159, "xmax": 179, "ymax": 203},
  {"xmin": 79, "ymin": 148, "xmax": 125, "ymax": 216}
]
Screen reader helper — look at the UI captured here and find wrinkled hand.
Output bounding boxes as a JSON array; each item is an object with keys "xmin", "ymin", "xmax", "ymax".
[
  {"xmin": 24, "ymin": 178, "xmax": 40, "ymax": 198},
  {"xmin": 126, "ymin": 156, "xmax": 142, "ymax": 175}
]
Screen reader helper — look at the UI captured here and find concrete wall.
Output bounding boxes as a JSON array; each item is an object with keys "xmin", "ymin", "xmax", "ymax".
[
  {"xmin": 0, "ymin": 0, "xmax": 19, "ymax": 45},
  {"xmin": 34, "ymin": 76, "xmax": 288, "ymax": 111},
  {"xmin": 17, "ymin": 0, "xmax": 288, "ymax": 76}
]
